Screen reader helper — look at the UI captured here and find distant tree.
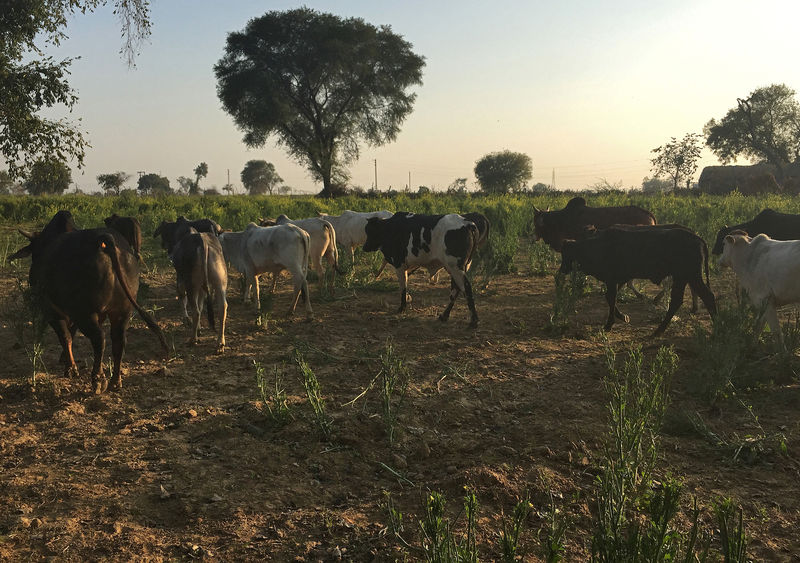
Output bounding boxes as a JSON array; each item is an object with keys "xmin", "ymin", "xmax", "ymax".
[
  {"xmin": 474, "ymin": 151, "xmax": 532, "ymax": 194},
  {"xmin": 215, "ymin": 8, "xmax": 425, "ymax": 198},
  {"xmin": 24, "ymin": 158, "xmax": 71, "ymax": 195},
  {"xmin": 240, "ymin": 160, "xmax": 283, "ymax": 195},
  {"xmin": 203, "ymin": 187, "xmax": 220, "ymax": 196},
  {"xmin": 277, "ymin": 184, "xmax": 292, "ymax": 195},
  {"xmin": 530, "ymin": 182, "xmax": 552, "ymax": 194},
  {"xmin": 176, "ymin": 176, "xmax": 194, "ymax": 195},
  {"xmin": 651, "ymin": 133, "xmax": 703, "ymax": 191},
  {"xmin": 641, "ymin": 176, "xmax": 674, "ymax": 194},
  {"xmin": 222, "ymin": 183, "xmax": 235, "ymax": 195},
  {"xmin": 417, "ymin": 185, "xmax": 431, "ymax": 195},
  {"xmin": 96, "ymin": 171, "xmax": 131, "ymax": 195},
  {"xmin": 137, "ymin": 173, "xmax": 171, "ymax": 195},
  {"xmin": 0, "ymin": 170, "xmax": 19, "ymax": 194},
  {"xmin": 446, "ymin": 178, "xmax": 468, "ymax": 194},
  {"xmin": 705, "ymin": 84, "xmax": 800, "ymax": 182},
  {"xmin": 191, "ymin": 162, "xmax": 208, "ymax": 195},
  {"xmin": 1, "ymin": 1, "xmax": 151, "ymax": 179}
]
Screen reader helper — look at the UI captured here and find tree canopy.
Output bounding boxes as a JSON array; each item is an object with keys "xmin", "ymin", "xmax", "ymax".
[
  {"xmin": 240, "ymin": 160, "xmax": 283, "ymax": 195},
  {"xmin": 192, "ymin": 162, "xmax": 208, "ymax": 195},
  {"xmin": 97, "ymin": 171, "xmax": 130, "ymax": 195},
  {"xmin": 215, "ymin": 8, "xmax": 425, "ymax": 198},
  {"xmin": 650, "ymin": 133, "xmax": 702, "ymax": 191},
  {"xmin": 0, "ymin": 1, "xmax": 150, "ymax": 178},
  {"xmin": 704, "ymin": 84, "xmax": 800, "ymax": 180},
  {"xmin": 137, "ymin": 173, "xmax": 171, "ymax": 195},
  {"xmin": 24, "ymin": 157, "xmax": 71, "ymax": 195},
  {"xmin": 474, "ymin": 151, "xmax": 532, "ymax": 194}
]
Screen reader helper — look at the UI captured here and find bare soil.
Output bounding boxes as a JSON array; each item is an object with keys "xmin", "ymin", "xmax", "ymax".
[{"xmin": 1, "ymin": 243, "xmax": 799, "ymax": 561}]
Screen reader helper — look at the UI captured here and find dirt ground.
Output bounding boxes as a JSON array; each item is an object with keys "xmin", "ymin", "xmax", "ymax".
[{"xmin": 1, "ymin": 239, "xmax": 799, "ymax": 562}]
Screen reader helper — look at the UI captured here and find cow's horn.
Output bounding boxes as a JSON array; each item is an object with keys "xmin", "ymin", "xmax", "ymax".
[
  {"xmin": 18, "ymin": 229, "xmax": 34, "ymax": 240},
  {"xmin": 533, "ymin": 205, "xmax": 540, "ymax": 213}
]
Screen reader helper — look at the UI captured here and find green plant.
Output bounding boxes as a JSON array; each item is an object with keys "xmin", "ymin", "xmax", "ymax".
[
  {"xmin": 546, "ymin": 269, "xmax": 588, "ymax": 334},
  {"xmin": 537, "ymin": 489, "xmax": 567, "ymax": 563},
  {"xmin": 0, "ymin": 279, "xmax": 49, "ymax": 388},
  {"xmin": 499, "ymin": 493, "xmax": 533, "ymax": 562},
  {"xmin": 254, "ymin": 360, "xmax": 292, "ymax": 425},
  {"xmin": 713, "ymin": 497, "xmax": 747, "ymax": 563},
  {"xmin": 378, "ymin": 337, "xmax": 410, "ymax": 445},
  {"xmin": 294, "ymin": 349, "xmax": 332, "ymax": 439},
  {"xmin": 528, "ymin": 240, "xmax": 558, "ymax": 277},
  {"xmin": 419, "ymin": 489, "xmax": 480, "ymax": 563}
]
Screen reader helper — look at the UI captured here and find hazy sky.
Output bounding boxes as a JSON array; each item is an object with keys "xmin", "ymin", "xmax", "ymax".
[{"xmin": 31, "ymin": 0, "xmax": 800, "ymax": 193}]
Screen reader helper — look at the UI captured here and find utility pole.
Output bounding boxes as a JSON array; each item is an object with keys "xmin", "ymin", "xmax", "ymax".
[
  {"xmin": 408, "ymin": 171, "xmax": 411, "ymax": 191},
  {"xmin": 374, "ymin": 159, "xmax": 378, "ymax": 191},
  {"xmin": 552, "ymin": 168, "xmax": 556, "ymax": 191}
]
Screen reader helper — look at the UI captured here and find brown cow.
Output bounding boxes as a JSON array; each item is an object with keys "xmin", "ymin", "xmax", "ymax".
[
  {"xmin": 104, "ymin": 214, "xmax": 142, "ymax": 260},
  {"xmin": 533, "ymin": 196, "xmax": 656, "ymax": 251},
  {"xmin": 9, "ymin": 210, "xmax": 168, "ymax": 393}
]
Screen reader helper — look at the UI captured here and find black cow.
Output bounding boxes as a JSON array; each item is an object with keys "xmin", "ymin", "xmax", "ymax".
[
  {"xmin": 559, "ymin": 224, "xmax": 716, "ymax": 335},
  {"xmin": 364, "ymin": 212, "xmax": 480, "ymax": 328},
  {"xmin": 534, "ymin": 196, "xmax": 656, "ymax": 251},
  {"xmin": 712, "ymin": 209, "xmax": 800, "ymax": 255},
  {"xmin": 104, "ymin": 214, "xmax": 142, "ymax": 260},
  {"xmin": 153, "ymin": 216, "xmax": 223, "ymax": 254},
  {"xmin": 169, "ymin": 228, "xmax": 228, "ymax": 353},
  {"xmin": 9, "ymin": 211, "xmax": 168, "ymax": 393}
]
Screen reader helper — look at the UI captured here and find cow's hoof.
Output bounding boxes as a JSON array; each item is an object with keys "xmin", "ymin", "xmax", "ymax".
[
  {"xmin": 604, "ymin": 323, "xmax": 615, "ymax": 331},
  {"xmin": 64, "ymin": 364, "xmax": 79, "ymax": 379},
  {"xmin": 108, "ymin": 377, "xmax": 122, "ymax": 391},
  {"xmin": 182, "ymin": 316, "xmax": 191, "ymax": 327},
  {"xmin": 216, "ymin": 345, "xmax": 225, "ymax": 355},
  {"xmin": 438, "ymin": 314, "xmax": 449, "ymax": 323},
  {"xmin": 92, "ymin": 377, "xmax": 108, "ymax": 394},
  {"xmin": 652, "ymin": 328, "xmax": 666, "ymax": 337},
  {"xmin": 468, "ymin": 319, "xmax": 478, "ymax": 329},
  {"xmin": 622, "ymin": 314, "xmax": 630, "ymax": 323}
]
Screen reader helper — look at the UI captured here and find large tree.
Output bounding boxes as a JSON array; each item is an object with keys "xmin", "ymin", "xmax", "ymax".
[
  {"xmin": 1, "ymin": 1, "xmax": 151, "ymax": 179},
  {"xmin": 240, "ymin": 160, "xmax": 283, "ymax": 195},
  {"xmin": 704, "ymin": 84, "xmax": 800, "ymax": 182},
  {"xmin": 24, "ymin": 157, "xmax": 71, "ymax": 195},
  {"xmin": 97, "ymin": 171, "xmax": 130, "ymax": 195},
  {"xmin": 215, "ymin": 8, "xmax": 425, "ymax": 198},
  {"xmin": 474, "ymin": 151, "xmax": 532, "ymax": 194},
  {"xmin": 192, "ymin": 162, "xmax": 208, "ymax": 195},
  {"xmin": 650, "ymin": 133, "xmax": 703, "ymax": 191},
  {"xmin": 137, "ymin": 173, "xmax": 171, "ymax": 195}
]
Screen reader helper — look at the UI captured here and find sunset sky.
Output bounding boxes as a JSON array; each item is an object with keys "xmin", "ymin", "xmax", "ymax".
[{"xmin": 32, "ymin": 0, "xmax": 800, "ymax": 193}]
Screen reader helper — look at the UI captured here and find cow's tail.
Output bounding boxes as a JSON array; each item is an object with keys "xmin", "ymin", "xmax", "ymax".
[
  {"xmin": 465, "ymin": 222, "xmax": 480, "ymax": 270},
  {"xmin": 323, "ymin": 221, "xmax": 344, "ymax": 275},
  {"xmin": 201, "ymin": 239, "xmax": 215, "ymax": 330},
  {"xmin": 703, "ymin": 239, "xmax": 711, "ymax": 288},
  {"xmin": 99, "ymin": 233, "xmax": 169, "ymax": 355}
]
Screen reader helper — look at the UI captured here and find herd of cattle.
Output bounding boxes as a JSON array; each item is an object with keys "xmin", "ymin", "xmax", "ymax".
[{"xmin": 7, "ymin": 198, "xmax": 800, "ymax": 393}]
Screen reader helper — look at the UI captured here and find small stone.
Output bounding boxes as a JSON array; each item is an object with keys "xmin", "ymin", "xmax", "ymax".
[
  {"xmin": 113, "ymin": 521, "xmax": 123, "ymax": 535},
  {"xmin": 159, "ymin": 485, "xmax": 171, "ymax": 500},
  {"xmin": 187, "ymin": 409, "xmax": 198, "ymax": 418}
]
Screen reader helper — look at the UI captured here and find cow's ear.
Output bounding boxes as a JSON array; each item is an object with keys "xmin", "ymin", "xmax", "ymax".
[
  {"xmin": 546, "ymin": 207, "xmax": 550, "ymax": 212},
  {"xmin": 724, "ymin": 235, "xmax": 735, "ymax": 244},
  {"xmin": 18, "ymin": 229, "xmax": 37, "ymax": 240}
]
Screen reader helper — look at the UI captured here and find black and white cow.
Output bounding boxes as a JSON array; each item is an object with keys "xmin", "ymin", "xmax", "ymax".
[
  {"xmin": 363, "ymin": 212, "xmax": 479, "ymax": 328},
  {"xmin": 711, "ymin": 209, "xmax": 800, "ymax": 255}
]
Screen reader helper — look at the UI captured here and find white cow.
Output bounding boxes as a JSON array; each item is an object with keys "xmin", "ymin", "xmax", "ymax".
[
  {"xmin": 317, "ymin": 210, "xmax": 393, "ymax": 263},
  {"xmin": 219, "ymin": 223, "xmax": 312, "ymax": 317},
  {"xmin": 261, "ymin": 215, "xmax": 340, "ymax": 292},
  {"xmin": 719, "ymin": 233, "xmax": 800, "ymax": 347}
]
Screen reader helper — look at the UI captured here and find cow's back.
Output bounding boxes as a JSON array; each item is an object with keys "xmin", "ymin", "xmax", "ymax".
[{"xmin": 38, "ymin": 228, "xmax": 139, "ymax": 317}]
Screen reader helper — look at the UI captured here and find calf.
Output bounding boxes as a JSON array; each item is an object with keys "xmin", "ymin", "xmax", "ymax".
[
  {"xmin": 169, "ymin": 228, "xmax": 228, "ymax": 353},
  {"xmin": 712, "ymin": 209, "xmax": 800, "ymax": 255},
  {"xmin": 719, "ymin": 233, "xmax": 800, "ymax": 347},
  {"xmin": 9, "ymin": 210, "xmax": 167, "ymax": 393},
  {"xmin": 153, "ymin": 216, "xmax": 223, "ymax": 254},
  {"xmin": 104, "ymin": 214, "xmax": 142, "ymax": 260},
  {"xmin": 559, "ymin": 224, "xmax": 716, "ymax": 335},
  {"xmin": 219, "ymin": 223, "xmax": 312, "ymax": 316},
  {"xmin": 260, "ymin": 214, "xmax": 341, "ymax": 292},
  {"xmin": 363, "ymin": 212, "xmax": 479, "ymax": 328},
  {"xmin": 317, "ymin": 210, "xmax": 393, "ymax": 263}
]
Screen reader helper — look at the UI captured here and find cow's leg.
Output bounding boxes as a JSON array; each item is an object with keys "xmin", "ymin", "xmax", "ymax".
[
  {"xmin": 688, "ymin": 278, "xmax": 716, "ymax": 318},
  {"xmin": 438, "ymin": 277, "xmax": 460, "ymax": 323},
  {"xmin": 375, "ymin": 259, "xmax": 388, "ymax": 279},
  {"xmin": 312, "ymin": 252, "xmax": 325, "ymax": 291},
  {"xmin": 764, "ymin": 303, "xmax": 784, "ymax": 349},
  {"xmin": 51, "ymin": 318, "xmax": 79, "ymax": 378},
  {"xmin": 77, "ymin": 315, "xmax": 107, "ymax": 394},
  {"xmin": 324, "ymin": 246, "xmax": 337, "ymax": 293},
  {"xmin": 604, "ymin": 285, "xmax": 620, "ymax": 330},
  {"xmin": 654, "ymin": 279, "xmax": 687, "ymax": 336},
  {"xmin": 251, "ymin": 272, "xmax": 260, "ymax": 310},
  {"xmin": 396, "ymin": 268, "xmax": 409, "ymax": 313},
  {"xmin": 108, "ymin": 314, "xmax": 129, "ymax": 390}
]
